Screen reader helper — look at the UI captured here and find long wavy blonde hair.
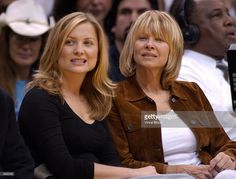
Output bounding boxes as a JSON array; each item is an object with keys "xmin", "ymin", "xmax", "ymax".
[
  {"xmin": 120, "ymin": 10, "xmax": 184, "ymax": 89},
  {"xmin": 28, "ymin": 12, "xmax": 115, "ymax": 120}
]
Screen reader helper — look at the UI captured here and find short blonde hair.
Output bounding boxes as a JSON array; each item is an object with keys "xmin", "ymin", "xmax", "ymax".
[
  {"xmin": 29, "ymin": 12, "xmax": 115, "ymax": 120},
  {"xmin": 120, "ymin": 10, "xmax": 184, "ymax": 89}
]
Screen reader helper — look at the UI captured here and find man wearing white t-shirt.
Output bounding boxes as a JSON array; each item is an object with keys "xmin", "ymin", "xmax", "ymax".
[{"xmin": 171, "ymin": 0, "xmax": 236, "ymax": 140}]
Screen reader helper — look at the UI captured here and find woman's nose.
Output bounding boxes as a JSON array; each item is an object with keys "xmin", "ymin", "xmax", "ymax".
[
  {"xmin": 145, "ymin": 39, "xmax": 155, "ymax": 49},
  {"xmin": 73, "ymin": 44, "xmax": 84, "ymax": 55}
]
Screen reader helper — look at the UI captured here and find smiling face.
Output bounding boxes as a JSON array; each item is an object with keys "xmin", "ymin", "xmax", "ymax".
[
  {"xmin": 58, "ymin": 22, "xmax": 98, "ymax": 76},
  {"xmin": 191, "ymin": 0, "xmax": 236, "ymax": 59}
]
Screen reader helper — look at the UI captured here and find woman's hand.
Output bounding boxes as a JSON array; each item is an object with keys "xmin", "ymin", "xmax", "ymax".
[
  {"xmin": 167, "ymin": 165, "xmax": 213, "ymax": 179},
  {"xmin": 94, "ymin": 164, "xmax": 157, "ymax": 179},
  {"xmin": 184, "ymin": 165, "xmax": 213, "ymax": 179},
  {"xmin": 132, "ymin": 166, "xmax": 157, "ymax": 177},
  {"xmin": 209, "ymin": 152, "xmax": 236, "ymax": 177}
]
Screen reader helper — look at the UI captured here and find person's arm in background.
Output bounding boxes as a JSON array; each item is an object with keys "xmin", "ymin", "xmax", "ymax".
[{"xmin": 0, "ymin": 89, "xmax": 34, "ymax": 179}]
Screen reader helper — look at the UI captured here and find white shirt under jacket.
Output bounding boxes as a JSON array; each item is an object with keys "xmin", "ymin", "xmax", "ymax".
[{"xmin": 177, "ymin": 49, "xmax": 236, "ymax": 140}]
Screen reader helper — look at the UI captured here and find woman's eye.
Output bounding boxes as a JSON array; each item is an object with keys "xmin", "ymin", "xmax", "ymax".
[
  {"xmin": 84, "ymin": 41, "xmax": 93, "ymax": 46},
  {"xmin": 139, "ymin": 36, "xmax": 147, "ymax": 41},
  {"xmin": 155, "ymin": 38, "xmax": 164, "ymax": 42},
  {"xmin": 65, "ymin": 39, "xmax": 75, "ymax": 45}
]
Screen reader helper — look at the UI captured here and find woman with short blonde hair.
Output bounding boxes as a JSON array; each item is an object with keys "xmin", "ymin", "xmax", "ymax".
[
  {"xmin": 120, "ymin": 10, "xmax": 183, "ymax": 89},
  {"xmin": 107, "ymin": 10, "xmax": 236, "ymax": 179}
]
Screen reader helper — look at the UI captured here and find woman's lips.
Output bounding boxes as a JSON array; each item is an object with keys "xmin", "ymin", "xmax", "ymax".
[{"xmin": 70, "ymin": 58, "xmax": 87, "ymax": 64}]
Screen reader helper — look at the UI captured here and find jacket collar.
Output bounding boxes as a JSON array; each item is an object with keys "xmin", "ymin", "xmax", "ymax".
[{"xmin": 120, "ymin": 75, "xmax": 188, "ymax": 102}]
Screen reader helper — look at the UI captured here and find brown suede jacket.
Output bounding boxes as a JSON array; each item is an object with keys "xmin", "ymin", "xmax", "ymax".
[{"xmin": 106, "ymin": 76, "xmax": 236, "ymax": 173}]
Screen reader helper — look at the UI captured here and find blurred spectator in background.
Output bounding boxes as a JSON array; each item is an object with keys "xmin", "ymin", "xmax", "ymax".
[
  {"xmin": 0, "ymin": 0, "xmax": 54, "ymax": 118},
  {"xmin": 106, "ymin": 0, "xmax": 158, "ymax": 82},
  {"xmin": 170, "ymin": 0, "xmax": 236, "ymax": 140},
  {"xmin": 0, "ymin": 88, "xmax": 34, "ymax": 179},
  {"xmin": 53, "ymin": 0, "xmax": 113, "ymax": 31}
]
